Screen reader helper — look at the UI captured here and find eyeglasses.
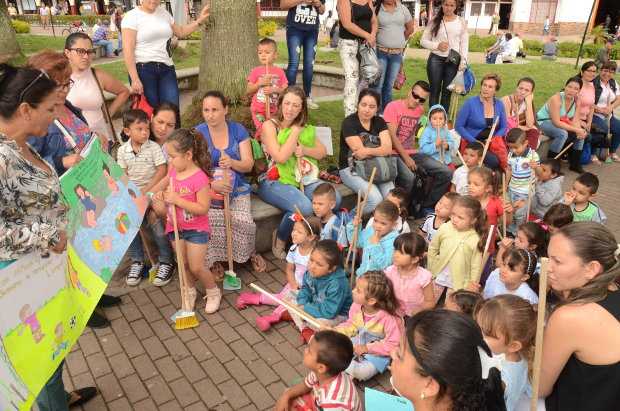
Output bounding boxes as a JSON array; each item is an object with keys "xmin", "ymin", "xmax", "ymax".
[
  {"xmin": 585, "ymin": 68, "xmax": 597, "ymax": 73},
  {"xmin": 68, "ymin": 48, "xmax": 97, "ymax": 57},
  {"xmin": 18, "ymin": 69, "xmax": 50, "ymax": 103},
  {"xmin": 411, "ymin": 90, "xmax": 427, "ymax": 103}
]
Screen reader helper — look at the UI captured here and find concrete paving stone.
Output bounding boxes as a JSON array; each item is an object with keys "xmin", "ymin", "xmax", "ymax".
[
  {"xmin": 130, "ymin": 318, "xmax": 155, "ymax": 340},
  {"xmin": 139, "ymin": 302, "xmax": 165, "ymax": 323},
  {"xmin": 119, "ymin": 373, "xmax": 150, "ymax": 404},
  {"xmin": 177, "ymin": 357, "xmax": 207, "ymax": 383},
  {"xmin": 203, "ymin": 310, "xmax": 225, "ymax": 326},
  {"xmin": 184, "ymin": 402, "xmax": 209, "ymax": 411},
  {"xmin": 260, "ymin": 326, "xmax": 287, "ymax": 346},
  {"xmin": 252, "ymin": 341, "xmax": 284, "ymax": 365},
  {"xmin": 108, "ymin": 352, "xmax": 135, "ymax": 379},
  {"xmin": 147, "ymin": 287, "xmax": 173, "ymax": 308},
  {"xmin": 205, "ymin": 338, "xmax": 236, "ymax": 363},
  {"xmin": 145, "ymin": 375, "xmax": 176, "ymax": 405},
  {"xmin": 168, "ymin": 377, "xmax": 201, "ymax": 407},
  {"xmin": 263, "ymin": 281, "xmax": 284, "ymax": 296},
  {"xmin": 224, "ymin": 358, "xmax": 256, "ymax": 385},
  {"xmin": 229, "ymin": 339, "xmax": 260, "ymax": 363},
  {"xmin": 95, "ymin": 373, "xmax": 124, "ymax": 402},
  {"xmin": 194, "ymin": 321, "xmax": 219, "ymax": 343},
  {"xmin": 237, "ymin": 306, "xmax": 261, "ymax": 324},
  {"xmin": 66, "ymin": 350, "xmax": 89, "ymax": 377},
  {"xmin": 185, "ymin": 338, "xmax": 213, "ymax": 362},
  {"xmin": 159, "ymin": 400, "xmax": 184, "ymax": 411},
  {"xmin": 133, "ymin": 398, "xmax": 158, "ymax": 411},
  {"xmin": 106, "ymin": 397, "xmax": 132, "ymax": 411},
  {"xmin": 272, "ymin": 360, "xmax": 302, "ymax": 385},
  {"xmin": 273, "ymin": 341, "xmax": 302, "ymax": 366},
  {"xmin": 266, "ymin": 381, "xmax": 287, "ymax": 402},
  {"xmin": 219, "ymin": 378, "xmax": 251, "ymax": 409},
  {"xmin": 130, "ymin": 289, "xmax": 151, "ymax": 306},
  {"xmin": 131, "ymin": 353, "xmax": 159, "ymax": 380},
  {"xmin": 118, "ymin": 334, "xmax": 146, "ymax": 358},
  {"xmin": 239, "ymin": 405, "xmax": 259, "ymax": 411},
  {"xmin": 78, "ymin": 333, "xmax": 102, "ymax": 357},
  {"xmin": 81, "ymin": 393, "xmax": 108, "ymax": 411},
  {"xmin": 86, "ymin": 352, "xmax": 112, "ymax": 378},
  {"xmin": 201, "ymin": 358, "xmax": 232, "ymax": 384},
  {"xmin": 215, "ymin": 402, "xmax": 234, "ymax": 411},
  {"xmin": 102, "ymin": 305, "xmax": 123, "ymax": 321},
  {"xmin": 247, "ymin": 358, "xmax": 280, "ymax": 386},
  {"xmin": 194, "ymin": 378, "xmax": 226, "ymax": 408},
  {"xmin": 235, "ymin": 323, "xmax": 264, "ymax": 346},
  {"xmin": 167, "ymin": 289, "xmax": 182, "ymax": 306},
  {"xmin": 119, "ymin": 302, "xmax": 144, "ymax": 323},
  {"xmin": 277, "ymin": 324, "xmax": 304, "ymax": 348},
  {"xmin": 267, "ymin": 269, "xmax": 287, "ymax": 285},
  {"xmin": 243, "ymin": 380, "xmax": 275, "ymax": 411},
  {"xmin": 163, "ymin": 335, "xmax": 192, "ymax": 361},
  {"xmin": 176, "ymin": 327, "xmax": 199, "ymax": 343},
  {"xmin": 71, "ymin": 370, "xmax": 96, "ymax": 389},
  {"xmin": 92, "ymin": 324, "xmax": 114, "ymax": 338},
  {"xmin": 142, "ymin": 335, "xmax": 169, "ymax": 361},
  {"xmin": 98, "ymin": 333, "xmax": 124, "ymax": 357},
  {"xmin": 158, "ymin": 304, "xmax": 179, "ymax": 323},
  {"xmin": 219, "ymin": 307, "xmax": 246, "ymax": 327},
  {"xmin": 155, "ymin": 356, "xmax": 184, "ymax": 382},
  {"xmin": 150, "ymin": 318, "xmax": 177, "ymax": 341},
  {"xmin": 110, "ymin": 317, "xmax": 133, "ymax": 339}
]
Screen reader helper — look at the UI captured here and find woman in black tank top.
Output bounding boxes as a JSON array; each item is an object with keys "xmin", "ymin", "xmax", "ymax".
[{"xmin": 540, "ymin": 222, "xmax": 620, "ymax": 411}]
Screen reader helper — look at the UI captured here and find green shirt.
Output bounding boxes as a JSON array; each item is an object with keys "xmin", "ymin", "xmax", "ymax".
[
  {"xmin": 571, "ymin": 201, "xmax": 607, "ymax": 224},
  {"xmin": 275, "ymin": 125, "xmax": 318, "ymax": 187}
]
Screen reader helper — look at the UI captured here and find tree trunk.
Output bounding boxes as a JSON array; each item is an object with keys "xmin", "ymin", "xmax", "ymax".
[
  {"xmin": 0, "ymin": 2, "xmax": 21, "ymax": 63},
  {"xmin": 198, "ymin": 0, "xmax": 258, "ymax": 103}
]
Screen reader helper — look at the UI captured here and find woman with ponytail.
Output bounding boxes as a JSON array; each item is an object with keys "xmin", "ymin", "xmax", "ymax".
[
  {"xmin": 540, "ymin": 222, "xmax": 620, "ymax": 410},
  {"xmin": 390, "ymin": 309, "xmax": 506, "ymax": 411}
]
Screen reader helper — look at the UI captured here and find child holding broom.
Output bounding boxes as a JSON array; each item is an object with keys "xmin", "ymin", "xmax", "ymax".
[{"xmin": 152, "ymin": 128, "xmax": 222, "ymax": 314}]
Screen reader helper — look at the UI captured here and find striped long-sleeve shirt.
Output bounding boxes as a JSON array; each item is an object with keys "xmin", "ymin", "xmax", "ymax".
[
  {"xmin": 508, "ymin": 147, "xmax": 540, "ymax": 195},
  {"xmin": 304, "ymin": 371, "xmax": 362, "ymax": 411}
]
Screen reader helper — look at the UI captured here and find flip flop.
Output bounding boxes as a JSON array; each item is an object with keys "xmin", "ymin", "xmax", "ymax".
[
  {"xmin": 68, "ymin": 386, "xmax": 97, "ymax": 408},
  {"xmin": 250, "ymin": 254, "xmax": 267, "ymax": 273}
]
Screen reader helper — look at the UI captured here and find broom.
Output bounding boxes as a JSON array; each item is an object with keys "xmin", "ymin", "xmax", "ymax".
[
  {"xmin": 348, "ymin": 167, "xmax": 377, "ymax": 286},
  {"xmin": 479, "ymin": 117, "xmax": 499, "ymax": 166},
  {"xmin": 249, "ymin": 283, "xmax": 323, "ymax": 329},
  {"xmin": 170, "ymin": 178, "xmax": 199, "ymax": 329},
  {"xmin": 345, "ymin": 190, "xmax": 363, "ymax": 274},
  {"xmin": 138, "ymin": 228, "xmax": 158, "ymax": 282},
  {"xmin": 222, "ymin": 156, "xmax": 242, "ymax": 290},
  {"xmin": 553, "ymin": 142, "xmax": 574, "ymax": 160},
  {"xmin": 476, "ymin": 224, "xmax": 496, "ymax": 287},
  {"xmin": 530, "ymin": 257, "xmax": 549, "ymax": 410}
]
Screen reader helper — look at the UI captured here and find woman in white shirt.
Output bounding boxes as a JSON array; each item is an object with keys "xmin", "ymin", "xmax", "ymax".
[
  {"xmin": 420, "ymin": 0, "xmax": 468, "ymax": 114},
  {"xmin": 121, "ymin": 0, "xmax": 210, "ymax": 112},
  {"xmin": 592, "ymin": 61, "xmax": 620, "ymax": 161}
]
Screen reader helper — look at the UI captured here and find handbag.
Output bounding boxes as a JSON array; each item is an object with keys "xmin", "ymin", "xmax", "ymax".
[
  {"xmin": 352, "ymin": 131, "xmax": 397, "ymax": 184},
  {"xmin": 91, "ymin": 68, "xmax": 121, "ymax": 158},
  {"xmin": 443, "ymin": 20, "xmax": 461, "ymax": 67},
  {"xmin": 131, "ymin": 94, "xmax": 154, "ymax": 118},
  {"xmin": 358, "ymin": 43, "xmax": 381, "ymax": 86}
]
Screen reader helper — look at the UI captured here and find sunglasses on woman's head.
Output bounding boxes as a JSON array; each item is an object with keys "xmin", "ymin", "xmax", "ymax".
[
  {"xmin": 411, "ymin": 90, "xmax": 426, "ymax": 103},
  {"xmin": 18, "ymin": 69, "xmax": 50, "ymax": 103}
]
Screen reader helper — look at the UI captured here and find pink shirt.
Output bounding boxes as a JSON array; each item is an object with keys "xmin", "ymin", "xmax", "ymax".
[
  {"xmin": 165, "ymin": 168, "xmax": 210, "ymax": 234},
  {"xmin": 382, "ymin": 99, "xmax": 424, "ymax": 155},
  {"xmin": 384, "ymin": 264, "xmax": 432, "ymax": 316},
  {"xmin": 577, "ymin": 81, "xmax": 595, "ymax": 121},
  {"xmin": 247, "ymin": 65, "xmax": 288, "ymax": 114}
]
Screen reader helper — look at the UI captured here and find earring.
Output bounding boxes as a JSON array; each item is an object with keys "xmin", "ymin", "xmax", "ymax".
[{"xmin": 421, "ymin": 392, "xmax": 426, "ymax": 400}]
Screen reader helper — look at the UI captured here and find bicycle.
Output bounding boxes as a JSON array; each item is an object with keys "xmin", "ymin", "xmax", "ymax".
[{"xmin": 61, "ymin": 20, "xmax": 87, "ymax": 37}]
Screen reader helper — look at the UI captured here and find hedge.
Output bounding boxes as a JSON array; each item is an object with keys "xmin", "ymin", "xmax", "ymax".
[
  {"xmin": 11, "ymin": 20, "xmax": 31, "ymax": 34},
  {"xmin": 13, "ymin": 14, "xmax": 110, "ymax": 26}
]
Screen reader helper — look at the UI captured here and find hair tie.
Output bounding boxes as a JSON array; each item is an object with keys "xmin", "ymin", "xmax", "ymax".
[
  {"xmin": 477, "ymin": 346, "xmax": 504, "ymax": 380},
  {"xmin": 289, "ymin": 212, "xmax": 314, "ymax": 236}
]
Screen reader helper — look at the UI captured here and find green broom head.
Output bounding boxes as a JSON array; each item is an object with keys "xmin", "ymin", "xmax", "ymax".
[{"xmin": 223, "ymin": 270, "xmax": 241, "ymax": 290}]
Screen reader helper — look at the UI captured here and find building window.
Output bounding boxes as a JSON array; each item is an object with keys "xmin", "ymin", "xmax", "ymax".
[
  {"xmin": 470, "ymin": 2, "xmax": 482, "ymax": 16},
  {"xmin": 261, "ymin": 0, "xmax": 282, "ymax": 11},
  {"xmin": 483, "ymin": 2, "xmax": 496, "ymax": 16}
]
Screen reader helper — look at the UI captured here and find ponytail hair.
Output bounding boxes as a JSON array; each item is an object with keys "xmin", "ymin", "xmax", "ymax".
[
  {"xmin": 360, "ymin": 270, "xmax": 400, "ymax": 316},
  {"xmin": 406, "ymin": 310, "xmax": 506, "ymax": 411},
  {"xmin": 454, "ymin": 195, "xmax": 488, "ymax": 252},
  {"xmin": 167, "ymin": 128, "xmax": 212, "ymax": 176}
]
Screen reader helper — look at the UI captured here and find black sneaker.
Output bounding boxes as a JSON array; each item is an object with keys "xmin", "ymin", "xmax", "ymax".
[
  {"xmin": 126, "ymin": 262, "xmax": 144, "ymax": 286},
  {"xmin": 153, "ymin": 263, "xmax": 174, "ymax": 287},
  {"xmin": 87, "ymin": 311, "xmax": 110, "ymax": 328},
  {"xmin": 98, "ymin": 294, "xmax": 121, "ymax": 308}
]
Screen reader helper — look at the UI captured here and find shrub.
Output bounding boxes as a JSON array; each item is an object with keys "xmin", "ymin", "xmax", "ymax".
[
  {"xmin": 11, "ymin": 20, "xmax": 31, "ymax": 34},
  {"xmin": 258, "ymin": 19, "xmax": 277, "ymax": 37},
  {"xmin": 13, "ymin": 14, "xmax": 109, "ymax": 26},
  {"xmin": 408, "ymin": 30, "xmax": 423, "ymax": 48}
]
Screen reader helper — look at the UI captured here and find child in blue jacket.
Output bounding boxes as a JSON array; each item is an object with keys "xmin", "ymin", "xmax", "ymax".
[
  {"xmin": 295, "ymin": 240, "xmax": 353, "ymax": 343},
  {"xmin": 419, "ymin": 104, "xmax": 456, "ymax": 166}
]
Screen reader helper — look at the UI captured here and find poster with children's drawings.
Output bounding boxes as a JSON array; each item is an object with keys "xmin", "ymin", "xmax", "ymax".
[{"xmin": 0, "ymin": 139, "xmax": 147, "ymax": 410}]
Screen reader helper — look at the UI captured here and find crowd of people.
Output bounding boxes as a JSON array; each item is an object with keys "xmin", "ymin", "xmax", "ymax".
[{"xmin": 1, "ymin": 0, "xmax": 620, "ymax": 410}]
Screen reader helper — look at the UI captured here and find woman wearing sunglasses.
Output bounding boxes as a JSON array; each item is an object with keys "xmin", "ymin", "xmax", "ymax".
[{"xmin": 390, "ymin": 309, "xmax": 506, "ymax": 411}]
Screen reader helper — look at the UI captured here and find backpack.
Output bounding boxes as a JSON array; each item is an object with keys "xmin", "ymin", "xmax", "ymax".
[{"xmin": 407, "ymin": 168, "xmax": 433, "ymax": 219}]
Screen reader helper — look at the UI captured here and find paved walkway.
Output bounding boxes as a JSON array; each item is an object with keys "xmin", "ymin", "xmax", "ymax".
[{"xmin": 61, "ymin": 158, "xmax": 620, "ymax": 411}]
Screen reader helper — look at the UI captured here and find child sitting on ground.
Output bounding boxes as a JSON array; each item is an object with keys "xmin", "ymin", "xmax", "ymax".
[
  {"xmin": 444, "ymin": 290, "xmax": 483, "ymax": 317},
  {"xmin": 117, "ymin": 109, "xmax": 174, "ymax": 287},
  {"xmin": 419, "ymin": 191, "xmax": 459, "ymax": 243},
  {"xmin": 236, "ymin": 215, "xmax": 321, "ymax": 331},
  {"xmin": 365, "ymin": 187, "xmax": 411, "ymax": 234},
  {"xmin": 348, "ymin": 200, "xmax": 400, "ymax": 277},
  {"xmin": 541, "ymin": 203, "xmax": 573, "ymax": 234},
  {"xmin": 275, "ymin": 330, "xmax": 362, "ymax": 411},
  {"xmin": 295, "ymin": 240, "xmax": 353, "ymax": 343},
  {"xmin": 419, "ymin": 104, "xmax": 456, "ymax": 166},
  {"xmin": 428, "ymin": 195, "xmax": 486, "ymax": 300},
  {"xmin": 246, "ymin": 37, "xmax": 287, "ymax": 140},
  {"xmin": 496, "ymin": 221, "xmax": 548, "ymax": 268},
  {"xmin": 506, "ymin": 128, "xmax": 539, "ymax": 233},
  {"xmin": 476, "ymin": 295, "xmax": 536, "ymax": 411},
  {"xmin": 451, "ymin": 141, "xmax": 483, "ymax": 195},
  {"xmin": 384, "ymin": 233, "xmax": 434, "ymax": 317},
  {"xmin": 531, "ymin": 158, "xmax": 563, "ymax": 220},
  {"xmin": 483, "ymin": 247, "xmax": 539, "ymax": 305},
  {"xmin": 562, "ymin": 172, "xmax": 607, "ymax": 223},
  {"xmin": 334, "ymin": 271, "xmax": 402, "ymax": 381}
]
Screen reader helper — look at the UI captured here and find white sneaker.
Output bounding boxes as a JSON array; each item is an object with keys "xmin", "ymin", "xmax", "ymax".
[
  {"xmin": 307, "ymin": 97, "xmax": 319, "ymax": 110},
  {"xmin": 204, "ymin": 287, "xmax": 222, "ymax": 314}
]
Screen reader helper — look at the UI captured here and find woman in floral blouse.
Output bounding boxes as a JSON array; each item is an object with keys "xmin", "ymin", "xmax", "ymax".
[{"xmin": 0, "ymin": 64, "xmax": 97, "ymax": 410}]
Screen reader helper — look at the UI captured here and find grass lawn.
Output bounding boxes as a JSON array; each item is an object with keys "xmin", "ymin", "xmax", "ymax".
[{"xmin": 17, "ymin": 34, "xmax": 67, "ymax": 54}]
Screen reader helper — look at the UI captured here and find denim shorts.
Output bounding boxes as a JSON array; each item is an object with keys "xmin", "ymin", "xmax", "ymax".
[{"xmin": 168, "ymin": 230, "xmax": 210, "ymax": 244}]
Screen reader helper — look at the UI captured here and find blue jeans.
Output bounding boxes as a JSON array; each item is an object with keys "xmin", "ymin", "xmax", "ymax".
[
  {"xmin": 257, "ymin": 179, "xmax": 341, "ymax": 216},
  {"xmin": 426, "ymin": 53, "xmax": 458, "ymax": 114},
  {"xmin": 509, "ymin": 190, "xmax": 529, "ymax": 235},
  {"xmin": 135, "ymin": 62, "xmax": 180, "ymax": 110},
  {"xmin": 36, "ymin": 362, "xmax": 69, "ymax": 411},
  {"xmin": 94, "ymin": 39, "xmax": 114, "ymax": 56},
  {"xmin": 539, "ymin": 120, "xmax": 584, "ymax": 152},
  {"xmin": 117, "ymin": 29, "xmax": 122, "ymax": 51},
  {"xmin": 285, "ymin": 26, "xmax": 319, "ymax": 97},
  {"xmin": 396, "ymin": 153, "xmax": 453, "ymax": 208},
  {"xmin": 127, "ymin": 218, "xmax": 173, "ymax": 264},
  {"xmin": 373, "ymin": 50, "xmax": 403, "ymax": 112},
  {"xmin": 592, "ymin": 114, "xmax": 620, "ymax": 152},
  {"xmin": 339, "ymin": 167, "xmax": 394, "ymax": 216}
]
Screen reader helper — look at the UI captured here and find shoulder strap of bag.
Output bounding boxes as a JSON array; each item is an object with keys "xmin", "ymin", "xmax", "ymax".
[
  {"xmin": 442, "ymin": 20, "xmax": 451, "ymax": 49},
  {"xmin": 91, "ymin": 68, "xmax": 121, "ymax": 144}
]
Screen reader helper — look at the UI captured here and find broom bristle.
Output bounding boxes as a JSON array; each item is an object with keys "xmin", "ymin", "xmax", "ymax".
[{"xmin": 175, "ymin": 312, "xmax": 199, "ymax": 329}]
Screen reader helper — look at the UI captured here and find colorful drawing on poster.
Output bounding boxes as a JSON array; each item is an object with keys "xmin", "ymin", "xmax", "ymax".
[{"xmin": 0, "ymin": 139, "xmax": 146, "ymax": 410}]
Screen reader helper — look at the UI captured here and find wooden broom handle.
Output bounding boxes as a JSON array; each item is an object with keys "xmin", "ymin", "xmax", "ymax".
[
  {"xmin": 530, "ymin": 257, "xmax": 549, "ymax": 410},
  {"xmin": 249, "ymin": 283, "xmax": 323, "ymax": 329}
]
